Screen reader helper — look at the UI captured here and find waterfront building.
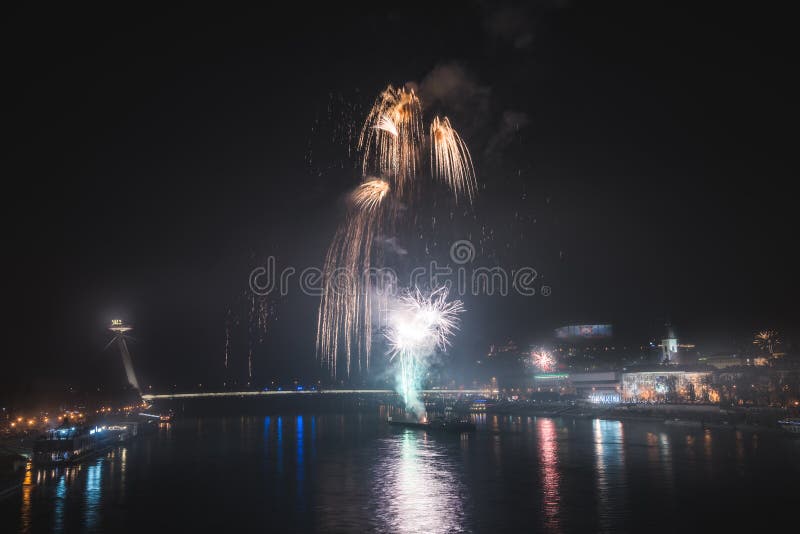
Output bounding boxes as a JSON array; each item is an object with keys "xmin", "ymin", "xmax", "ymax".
[
  {"xmin": 621, "ymin": 368, "xmax": 714, "ymax": 403},
  {"xmin": 698, "ymin": 353, "xmax": 768, "ymax": 369},
  {"xmin": 570, "ymin": 371, "xmax": 621, "ymax": 402},
  {"xmin": 552, "ymin": 323, "xmax": 653, "ymax": 372},
  {"xmin": 532, "ymin": 373, "xmax": 572, "ymax": 394},
  {"xmin": 555, "ymin": 324, "xmax": 613, "ymax": 340}
]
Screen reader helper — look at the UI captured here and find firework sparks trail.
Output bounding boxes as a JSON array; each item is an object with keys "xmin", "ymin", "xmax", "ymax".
[
  {"xmin": 384, "ymin": 287, "xmax": 464, "ymax": 415},
  {"xmin": 317, "ymin": 85, "xmax": 478, "ymax": 380},
  {"xmin": 352, "ymin": 179, "xmax": 390, "ymax": 211},
  {"xmin": 224, "ymin": 324, "xmax": 230, "ymax": 370},
  {"xmin": 430, "ymin": 116, "xmax": 477, "ymax": 203},
  {"xmin": 316, "ymin": 180, "xmax": 391, "ymax": 378},
  {"xmin": 373, "ymin": 114, "xmax": 398, "ymax": 137},
  {"xmin": 247, "ymin": 293, "xmax": 256, "ymax": 384},
  {"xmin": 532, "ymin": 350, "xmax": 556, "ymax": 372},
  {"xmin": 359, "ymin": 86, "xmax": 423, "ymax": 198},
  {"xmin": 754, "ymin": 330, "xmax": 778, "ymax": 355}
]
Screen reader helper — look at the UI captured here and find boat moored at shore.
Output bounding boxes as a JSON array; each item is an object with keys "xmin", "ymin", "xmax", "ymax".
[
  {"xmin": 387, "ymin": 414, "xmax": 476, "ymax": 433},
  {"xmin": 32, "ymin": 422, "xmax": 139, "ymax": 466}
]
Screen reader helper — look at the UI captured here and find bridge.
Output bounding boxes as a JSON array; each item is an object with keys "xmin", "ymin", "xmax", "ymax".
[{"xmin": 142, "ymin": 389, "xmax": 493, "ymax": 401}]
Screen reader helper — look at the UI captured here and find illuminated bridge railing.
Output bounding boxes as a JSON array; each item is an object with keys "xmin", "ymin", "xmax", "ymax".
[{"xmin": 142, "ymin": 389, "xmax": 492, "ymax": 401}]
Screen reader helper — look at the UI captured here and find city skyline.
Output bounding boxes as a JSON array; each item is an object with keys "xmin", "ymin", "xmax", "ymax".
[
  {"xmin": 2, "ymin": 4, "xmax": 798, "ymax": 532},
  {"xmin": 4, "ymin": 3, "xmax": 796, "ymax": 396}
]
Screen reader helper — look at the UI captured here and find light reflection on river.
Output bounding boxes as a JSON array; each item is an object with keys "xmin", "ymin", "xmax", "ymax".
[
  {"xmin": 373, "ymin": 430, "xmax": 465, "ymax": 533},
  {"xmin": 3, "ymin": 412, "xmax": 799, "ymax": 533},
  {"xmin": 593, "ymin": 419, "xmax": 626, "ymax": 531},
  {"xmin": 538, "ymin": 417, "xmax": 561, "ymax": 532}
]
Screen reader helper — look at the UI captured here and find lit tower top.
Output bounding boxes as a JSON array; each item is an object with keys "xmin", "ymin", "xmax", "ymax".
[
  {"xmin": 106, "ymin": 319, "xmax": 140, "ymax": 393},
  {"xmin": 109, "ymin": 319, "xmax": 132, "ymax": 334},
  {"xmin": 660, "ymin": 323, "xmax": 678, "ymax": 364},
  {"xmin": 659, "ymin": 323, "xmax": 695, "ymax": 364}
]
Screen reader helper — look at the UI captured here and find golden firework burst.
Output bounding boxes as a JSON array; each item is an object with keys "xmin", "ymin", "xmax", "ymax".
[{"xmin": 430, "ymin": 116, "xmax": 476, "ymax": 203}]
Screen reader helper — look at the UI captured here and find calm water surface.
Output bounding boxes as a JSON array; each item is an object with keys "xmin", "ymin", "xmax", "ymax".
[{"xmin": 3, "ymin": 410, "xmax": 800, "ymax": 533}]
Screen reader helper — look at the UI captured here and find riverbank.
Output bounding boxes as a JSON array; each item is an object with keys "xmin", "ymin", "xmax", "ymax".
[
  {"xmin": 486, "ymin": 402, "xmax": 791, "ymax": 433},
  {"xmin": 0, "ymin": 452, "xmax": 27, "ymax": 501}
]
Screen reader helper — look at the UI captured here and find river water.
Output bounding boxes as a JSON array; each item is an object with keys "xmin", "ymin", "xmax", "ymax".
[{"xmin": 3, "ymin": 410, "xmax": 799, "ymax": 533}]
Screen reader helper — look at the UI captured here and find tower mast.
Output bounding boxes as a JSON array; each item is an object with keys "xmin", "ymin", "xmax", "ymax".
[{"xmin": 109, "ymin": 319, "xmax": 141, "ymax": 392}]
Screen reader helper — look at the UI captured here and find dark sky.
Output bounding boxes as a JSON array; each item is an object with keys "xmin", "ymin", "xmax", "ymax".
[{"xmin": 4, "ymin": 2, "xmax": 796, "ymax": 400}]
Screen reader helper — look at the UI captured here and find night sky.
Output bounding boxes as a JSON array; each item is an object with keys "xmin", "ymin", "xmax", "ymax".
[{"xmin": 4, "ymin": 2, "xmax": 796, "ymax": 401}]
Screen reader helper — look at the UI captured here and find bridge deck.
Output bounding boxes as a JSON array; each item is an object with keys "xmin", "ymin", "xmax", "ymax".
[{"xmin": 142, "ymin": 389, "xmax": 491, "ymax": 401}]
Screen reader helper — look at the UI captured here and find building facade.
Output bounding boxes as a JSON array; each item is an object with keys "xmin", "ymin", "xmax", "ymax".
[{"xmin": 621, "ymin": 369, "xmax": 715, "ymax": 403}]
